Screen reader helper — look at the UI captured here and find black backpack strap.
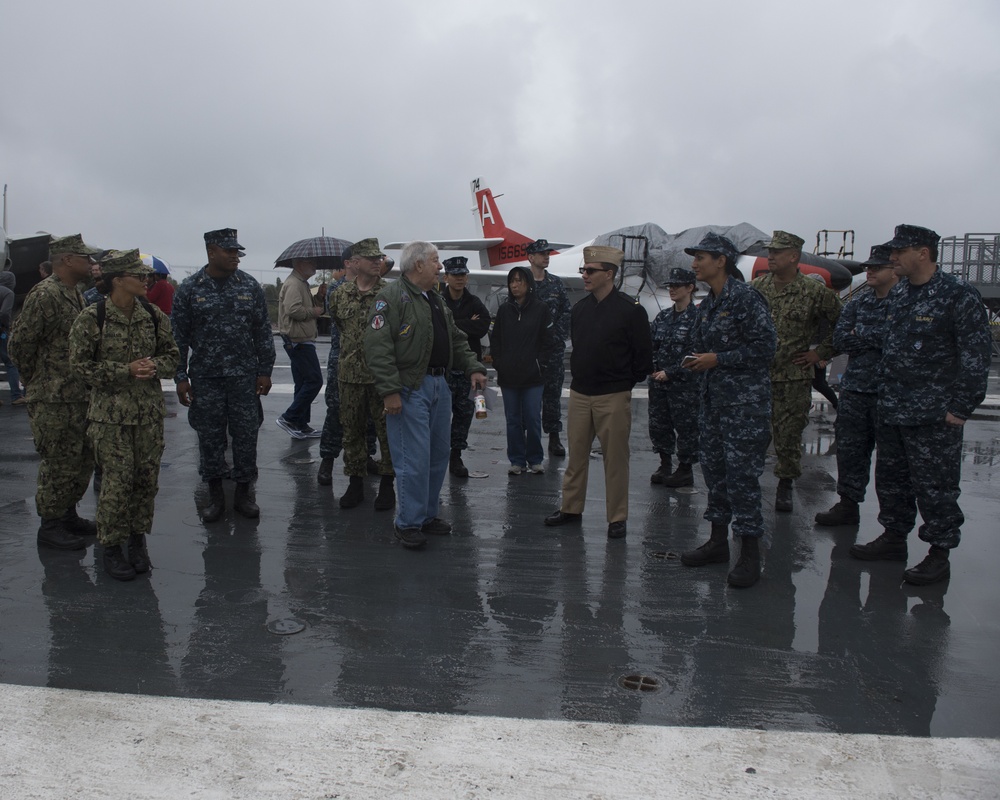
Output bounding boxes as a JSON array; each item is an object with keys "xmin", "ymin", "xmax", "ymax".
[{"xmin": 137, "ymin": 296, "xmax": 160, "ymax": 338}]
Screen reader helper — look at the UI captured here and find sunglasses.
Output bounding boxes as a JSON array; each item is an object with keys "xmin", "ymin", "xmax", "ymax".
[
  {"xmin": 579, "ymin": 267, "xmax": 610, "ymax": 276},
  {"xmin": 864, "ymin": 264, "xmax": 893, "ymax": 272}
]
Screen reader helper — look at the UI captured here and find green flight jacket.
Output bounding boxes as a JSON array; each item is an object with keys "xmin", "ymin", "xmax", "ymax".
[{"xmin": 364, "ymin": 275, "xmax": 485, "ymax": 398}]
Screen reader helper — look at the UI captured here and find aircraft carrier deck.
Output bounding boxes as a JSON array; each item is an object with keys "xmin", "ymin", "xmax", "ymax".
[{"xmin": 1, "ymin": 340, "xmax": 999, "ymax": 798}]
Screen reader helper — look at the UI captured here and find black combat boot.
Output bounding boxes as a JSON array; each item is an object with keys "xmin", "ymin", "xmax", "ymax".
[
  {"xmin": 728, "ymin": 536, "xmax": 761, "ymax": 588},
  {"xmin": 37, "ymin": 519, "xmax": 86, "ymax": 551},
  {"xmin": 662, "ymin": 462, "xmax": 694, "ymax": 488},
  {"xmin": 127, "ymin": 532, "xmax": 151, "ymax": 574},
  {"xmin": 234, "ymin": 483, "xmax": 260, "ymax": 518},
  {"xmin": 548, "ymin": 433, "xmax": 566, "ymax": 457},
  {"xmin": 681, "ymin": 522, "xmax": 730, "ymax": 567},
  {"xmin": 850, "ymin": 531, "xmax": 908, "ymax": 561},
  {"xmin": 61, "ymin": 507, "xmax": 97, "ymax": 536},
  {"xmin": 815, "ymin": 497, "xmax": 860, "ymax": 526},
  {"xmin": 374, "ymin": 475, "xmax": 396, "ymax": 511},
  {"xmin": 903, "ymin": 546, "xmax": 951, "ymax": 585},
  {"xmin": 201, "ymin": 479, "xmax": 225, "ymax": 523},
  {"xmin": 650, "ymin": 454, "xmax": 672, "ymax": 484},
  {"xmin": 450, "ymin": 449, "xmax": 469, "ymax": 478},
  {"xmin": 340, "ymin": 476, "xmax": 365, "ymax": 509},
  {"xmin": 103, "ymin": 544, "xmax": 137, "ymax": 581},
  {"xmin": 317, "ymin": 458, "xmax": 334, "ymax": 486},
  {"xmin": 775, "ymin": 478, "xmax": 793, "ymax": 512}
]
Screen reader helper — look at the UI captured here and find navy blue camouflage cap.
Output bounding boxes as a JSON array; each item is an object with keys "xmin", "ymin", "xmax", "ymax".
[
  {"xmin": 885, "ymin": 224, "xmax": 940, "ymax": 250},
  {"xmin": 861, "ymin": 243, "xmax": 893, "ymax": 267},
  {"xmin": 204, "ymin": 228, "xmax": 245, "ymax": 251},
  {"xmin": 665, "ymin": 266, "xmax": 697, "ymax": 286},
  {"xmin": 684, "ymin": 232, "xmax": 741, "ymax": 270},
  {"xmin": 526, "ymin": 239, "xmax": 558, "ymax": 255},
  {"xmin": 443, "ymin": 256, "xmax": 469, "ymax": 275}
]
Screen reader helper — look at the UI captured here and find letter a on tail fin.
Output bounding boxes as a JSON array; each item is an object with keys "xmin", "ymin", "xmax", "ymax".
[{"xmin": 470, "ymin": 177, "xmax": 536, "ymax": 266}]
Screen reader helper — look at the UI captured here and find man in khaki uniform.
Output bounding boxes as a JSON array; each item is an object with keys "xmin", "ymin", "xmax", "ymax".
[
  {"xmin": 9, "ymin": 234, "xmax": 101, "ymax": 550},
  {"xmin": 751, "ymin": 230, "xmax": 842, "ymax": 512}
]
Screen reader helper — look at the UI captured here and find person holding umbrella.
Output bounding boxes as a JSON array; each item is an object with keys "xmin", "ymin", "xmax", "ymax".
[
  {"xmin": 143, "ymin": 254, "xmax": 174, "ymax": 315},
  {"xmin": 276, "ymin": 257, "xmax": 324, "ymax": 440}
]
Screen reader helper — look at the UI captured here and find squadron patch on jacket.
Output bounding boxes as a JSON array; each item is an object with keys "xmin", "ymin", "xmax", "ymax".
[
  {"xmin": 398, "ymin": 323, "xmax": 412, "ymax": 339},
  {"xmin": 371, "ymin": 314, "xmax": 386, "ymax": 330},
  {"xmin": 401, "ymin": 292, "xmax": 412, "ymax": 304},
  {"xmin": 375, "ymin": 300, "xmax": 387, "ymax": 312}
]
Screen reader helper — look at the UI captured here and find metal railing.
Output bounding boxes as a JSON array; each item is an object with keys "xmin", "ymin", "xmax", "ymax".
[{"xmin": 939, "ymin": 233, "xmax": 1000, "ymax": 285}]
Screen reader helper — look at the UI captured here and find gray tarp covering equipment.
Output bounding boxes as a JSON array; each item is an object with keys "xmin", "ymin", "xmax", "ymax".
[{"xmin": 593, "ymin": 223, "xmax": 768, "ymax": 287}]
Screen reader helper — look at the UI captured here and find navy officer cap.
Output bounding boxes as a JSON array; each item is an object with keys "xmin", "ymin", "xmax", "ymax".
[
  {"xmin": 683, "ymin": 232, "xmax": 741, "ymax": 269},
  {"xmin": 885, "ymin": 224, "xmax": 939, "ymax": 250},
  {"xmin": 443, "ymin": 256, "xmax": 469, "ymax": 275},
  {"xmin": 204, "ymin": 228, "xmax": 245, "ymax": 251},
  {"xmin": 526, "ymin": 239, "xmax": 557, "ymax": 255},
  {"xmin": 861, "ymin": 243, "xmax": 893, "ymax": 266}
]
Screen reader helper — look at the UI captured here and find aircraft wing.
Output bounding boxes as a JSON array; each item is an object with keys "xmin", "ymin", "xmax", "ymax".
[{"xmin": 384, "ymin": 238, "xmax": 504, "ymax": 251}]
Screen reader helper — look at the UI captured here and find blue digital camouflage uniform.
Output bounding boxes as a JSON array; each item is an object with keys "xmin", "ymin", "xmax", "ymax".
[
  {"xmin": 442, "ymin": 288, "xmax": 491, "ymax": 451},
  {"xmin": 8, "ymin": 275, "xmax": 94, "ymax": 519},
  {"xmin": 532, "ymin": 271, "xmax": 572, "ymax": 434},
  {"xmin": 874, "ymin": 270, "xmax": 991, "ymax": 549},
  {"xmin": 692, "ymin": 277, "xmax": 777, "ymax": 538},
  {"xmin": 751, "ymin": 271, "xmax": 842, "ymax": 479},
  {"xmin": 830, "ymin": 288, "xmax": 891, "ymax": 503},
  {"xmin": 648, "ymin": 302, "xmax": 701, "ymax": 464},
  {"xmin": 82, "ymin": 286, "xmax": 103, "ymax": 306},
  {"xmin": 68, "ymin": 299, "xmax": 179, "ymax": 546},
  {"xmin": 171, "ymin": 267, "xmax": 275, "ymax": 483}
]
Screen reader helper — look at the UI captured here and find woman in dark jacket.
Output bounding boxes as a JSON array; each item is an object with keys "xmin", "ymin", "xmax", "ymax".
[{"xmin": 489, "ymin": 266, "xmax": 557, "ymax": 474}]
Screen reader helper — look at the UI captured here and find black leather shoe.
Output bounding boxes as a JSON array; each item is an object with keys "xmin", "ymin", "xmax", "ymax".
[
  {"xmin": 233, "ymin": 483, "xmax": 260, "ymax": 518},
  {"xmin": 201, "ymin": 479, "xmax": 225, "ymax": 523},
  {"xmin": 607, "ymin": 521, "xmax": 627, "ymax": 539},
  {"xmin": 727, "ymin": 536, "xmax": 761, "ymax": 588},
  {"xmin": 37, "ymin": 519, "xmax": 86, "ymax": 551},
  {"xmin": 650, "ymin": 454, "xmax": 671, "ymax": 484},
  {"xmin": 339, "ymin": 476, "xmax": 365, "ymax": 509},
  {"xmin": 903, "ymin": 547, "xmax": 951, "ymax": 585},
  {"xmin": 544, "ymin": 510, "xmax": 582, "ymax": 527},
  {"xmin": 548, "ymin": 434, "xmax": 566, "ymax": 457},
  {"xmin": 61, "ymin": 508, "xmax": 97, "ymax": 536},
  {"xmin": 374, "ymin": 476, "xmax": 395, "ymax": 511},
  {"xmin": 421, "ymin": 518, "xmax": 452, "ymax": 535},
  {"xmin": 317, "ymin": 458, "xmax": 334, "ymax": 486},
  {"xmin": 449, "ymin": 449, "xmax": 469, "ymax": 478},
  {"xmin": 127, "ymin": 532, "xmax": 151, "ymax": 574},
  {"xmin": 394, "ymin": 525, "xmax": 427, "ymax": 550},
  {"xmin": 681, "ymin": 522, "xmax": 731, "ymax": 567},
  {"xmin": 662, "ymin": 462, "xmax": 694, "ymax": 488},
  {"xmin": 103, "ymin": 545, "xmax": 137, "ymax": 581}
]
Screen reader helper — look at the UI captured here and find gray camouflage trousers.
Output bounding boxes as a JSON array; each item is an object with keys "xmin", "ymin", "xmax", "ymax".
[
  {"xmin": 648, "ymin": 384, "xmax": 700, "ymax": 464},
  {"xmin": 834, "ymin": 390, "xmax": 877, "ymax": 503},
  {"xmin": 541, "ymin": 348, "xmax": 565, "ymax": 435}
]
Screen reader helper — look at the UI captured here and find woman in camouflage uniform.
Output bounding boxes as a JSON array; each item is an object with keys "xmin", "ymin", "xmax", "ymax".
[{"xmin": 68, "ymin": 249, "xmax": 179, "ymax": 581}]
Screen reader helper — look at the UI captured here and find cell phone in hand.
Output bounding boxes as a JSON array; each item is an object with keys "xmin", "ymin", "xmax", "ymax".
[{"xmin": 681, "ymin": 355, "xmax": 698, "ymax": 367}]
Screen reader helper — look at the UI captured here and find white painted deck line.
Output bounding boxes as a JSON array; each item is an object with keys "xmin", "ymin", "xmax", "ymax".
[{"xmin": 0, "ymin": 683, "xmax": 996, "ymax": 799}]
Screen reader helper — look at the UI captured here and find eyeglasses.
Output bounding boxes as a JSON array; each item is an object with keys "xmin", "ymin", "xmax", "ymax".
[
  {"xmin": 73, "ymin": 254, "xmax": 97, "ymax": 265},
  {"xmin": 579, "ymin": 267, "xmax": 610, "ymax": 276},
  {"xmin": 864, "ymin": 264, "xmax": 892, "ymax": 272}
]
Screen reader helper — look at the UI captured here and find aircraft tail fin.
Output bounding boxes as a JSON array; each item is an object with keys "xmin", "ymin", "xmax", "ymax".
[{"xmin": 470, "ymin": 177, "xmax": 534, "ymax": 266}]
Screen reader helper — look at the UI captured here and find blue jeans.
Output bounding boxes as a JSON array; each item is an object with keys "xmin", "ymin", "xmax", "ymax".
[
  {"xmin": 501, "ymin": 384, "xmax": 543, "ymax": 468},
  {"xmin": 387, "ymin": 374, "xmax": 451, "ymax": 530},
  {"xmin": 1, "ymin": 335, "xmax": 24, "ymax": 400},
  {"xmin": 282, "ymin": 339, "xmax": 323, "ymax": 428}
]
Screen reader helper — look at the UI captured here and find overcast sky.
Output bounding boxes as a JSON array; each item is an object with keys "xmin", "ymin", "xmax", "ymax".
[{"xmin": 3, "ymin": 0, "xmax": 998, "ymax": 278}]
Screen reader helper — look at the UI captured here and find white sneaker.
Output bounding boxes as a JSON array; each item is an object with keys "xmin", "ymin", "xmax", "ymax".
[
  {"xmin": 528, "ymin": 464, "xmax": 544, "ymax": 474},
  {"xmin": 276, "ymin": 417, "xmax": 306, "ymax": 439},
  {"xmin": 508, "ymin": 465, "xmax": 523, "ymax": 475}
]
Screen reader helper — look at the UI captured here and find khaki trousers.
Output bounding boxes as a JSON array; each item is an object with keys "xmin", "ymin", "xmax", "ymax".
[{"xmin": 560, "ymin": 390, "xmax": 632, "ymax": 522}]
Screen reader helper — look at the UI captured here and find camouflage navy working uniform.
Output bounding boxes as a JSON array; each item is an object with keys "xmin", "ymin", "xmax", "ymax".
[
  {"xmin": 751, "ymin": 233, "xmax": 842, "ymax": 480},
  {"xmin": 328, "ymin": 268, "xmax": 393, "ymax": 478},
  {"xmin": 693, "ymin": 266, "xmax": 777, "ymax": 539},
  {"xmin": 171, "ymin": 236, "xmax": 275, "ymax": 484},
  {"xmin": 9, "ymin": 234, "xmax": 98, "ymax": 521},
  {"xmin": 530, "ymin": 245, "xmax": 572, "ymax": 436},
  {"xmin": 830, "ymin": 247, "xmax": 894, "ymax": 504},
  {"xmin": 68, "ymin": 251, "xmax": 180, "ymax": 546},
  {"xmin": 441, "ymin": 257, "xmax": 491, "ymax": 453},
  {"xmin": 874, "ymin": 226, "xmax": 991, "ymax": 550},
  {"xmin": 648, "ymin": 277, "xmax": 701, "ymax": 466}
]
